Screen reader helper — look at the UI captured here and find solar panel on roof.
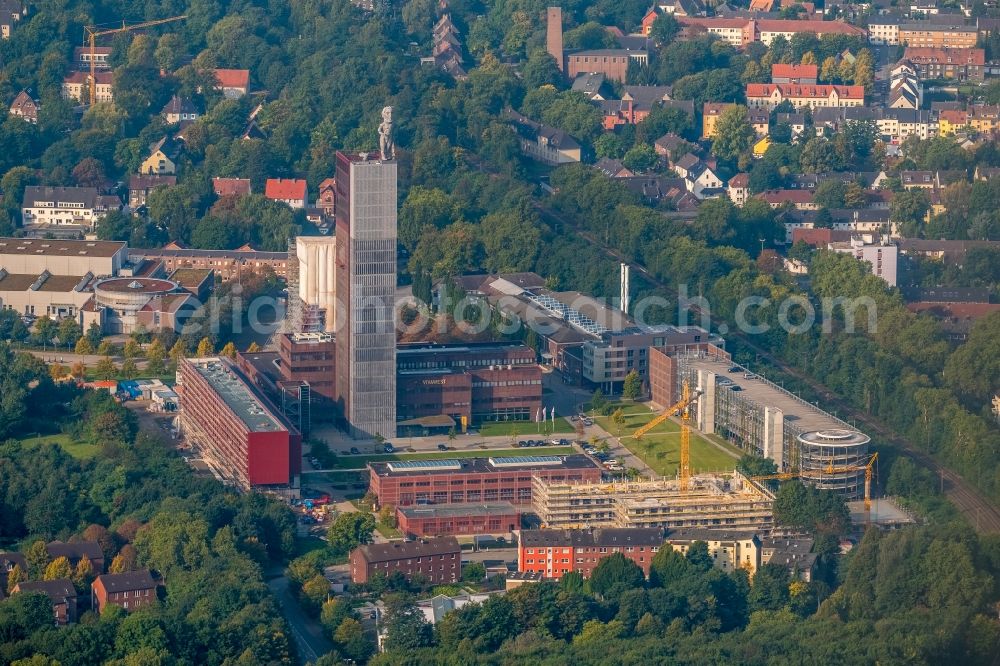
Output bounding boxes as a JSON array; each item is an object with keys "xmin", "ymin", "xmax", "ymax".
[
  {"xmin": 488, "ymin": 456, "xmax": 564, "ymax": 468},
  {"xmin": 386, "ymin": 459, "xmax": 463, "ymax": 472}
]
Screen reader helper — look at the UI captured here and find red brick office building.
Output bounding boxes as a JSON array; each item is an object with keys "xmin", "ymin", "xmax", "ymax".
[
  {"xmin": 649, "ymin": 343, "xmax": 731, "ymax": 407},
  {"xmin": 396, "ymin": 502, "xmax": 522, "ymax": 537},
  {"xmin": 368, "ymin": 454, "xmax": 603, "ymax": 508},
  {"xmin": 92, "ymin": 570, "xmax": 158, "ymax": 613},
  {"xmin": 277, "ymin": 332, "xmax": 336, "ymax": 403},
  {"xmin": 178, "ymin": 357, "xmax": 301, "ymax": 490},
  {"xmin": 350, "ymin": 536, "xmax": 461, "ymax": 584},
  {"xmin": 396, "ymin": 342, "xmax": 542, "ymax": 426},
  {"xmin": 518, "ymin": 528, "xmax": 666, "ymax": 579}
]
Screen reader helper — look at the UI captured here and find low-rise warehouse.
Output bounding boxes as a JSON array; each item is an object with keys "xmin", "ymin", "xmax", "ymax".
[{"xmin": 396, "ymin": 502, "xmax": 522, "ymax": 537}]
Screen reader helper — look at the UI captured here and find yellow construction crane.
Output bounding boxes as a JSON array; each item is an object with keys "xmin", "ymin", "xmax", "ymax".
[
  {"xmin": 825, "ymin": 452, "xmax": 879, "ymax": 518},
  {"xmin": 634, "ymin": 379, "xmax": 701, "ymax": 491},
  {"xmin": 83, "ymin": 15, "xmax": 187, "ymax": 104}
]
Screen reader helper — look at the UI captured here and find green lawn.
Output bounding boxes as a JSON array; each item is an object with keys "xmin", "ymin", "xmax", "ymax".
[
  {"xmin": 594, "ymin": 402, "xmax": 740, "ymax": 478},
  {"xmin": 478, "ymin": 418, "xmax": 574, "ymax": 436},
  {"xmin": 18, "ymin": 433, "xmax": 101, "ymax": 460},
  {"xmin": 326, "ymin": 446, "xmax": 575, "ymax": 469}
]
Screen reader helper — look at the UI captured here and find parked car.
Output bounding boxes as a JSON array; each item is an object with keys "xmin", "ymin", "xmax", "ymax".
[
  {"xmin": 728, "ymin": 366, "xmax": 740, "ymax": 373},
  {"xmin": 437, "ymin": 444, "xmax": 448, "ymax": 451},
  {"xmin": 730, "ymin": 385, "xmax": 742, "ymax": 392},
  {"xmin": 349, "ymin": 447, "xmax": 360, "ymax": 454},
  {"xmin": 383, "ymin": 443, "xmax": 395, "ymax": 453}
]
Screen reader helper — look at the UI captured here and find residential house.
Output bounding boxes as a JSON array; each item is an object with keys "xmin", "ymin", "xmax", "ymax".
[
  {"xmin": 676, "ymin": 17, "xmax": 749, "ymax": 47},
  {"xmin": 754, "ymin": 19, "xmax": 865, "ymax": 46},
  {"xmin": 73, "ymin": 46, "xmax": 112, "ymax": 70},
  {"xmin": 653, "ymin": 132, "xmax": 692, "ymax": 160},
  {"xmin": 598, "ymin": 87, "xmax": 694, "ymax": 130},
  {"xmin": 867, "ymin": 14, "xmax": 901, "ymax": 45},
  {"xmin": 903, "ymin": 47, "xmax": 984, "ymax": 81},
  {"xmin": 889, "ymin": 62, "xmax": 921, "ymax": 110},
  {"xmin": 900, "ymin": 170, "xmax": 965, "ymax": 189},
  {"xmin": 433, "ymin": 13, "xmax": 467, "ymax": 80},
  {"xmin": 898, "ymin": 22, "xmax": 977, "ymax": 48},
  {"xmin": 571, "ymin": 73, "xmax": 607, "ymax": 100},
  {"xmin": 92, "ymin": 570, "xmax": 158, "ymax": 613},
  {"xmin": 22, "ymin": 187, "xmax": 102, "ymax": 229},
  {"xmin": 213, "ymin": 69, "xmax": 250, "ymax": 99},
  {"xmin": 0, "ymin": 0, "xmax": 25, "ymax": 39},
  {"xmin": 9, "ymin": 89, "xmax": 39, "ymax": 123},
  {"xmin": 594, "ymin": 158, "xmax": 634, "ymax": 178},
  {"xmin": 620, "ymin": 175, "xmax": 699, "ymax": 209},
  {"xmin": 674, "ymin": 153, "xmax": 724, "ymax": 198},
  {"xmin": 939, "ymin": 109, "xmax": 968, "ymax": 134},
  {"xmin": 759, "ymin": 189, "xmax": 818, "ymax": 209},
  {"xmin": 506, "ymin": 109, "xmax": 582, "ymax": 165},
  {"xmin": 46, "ymin": 541, "xmax": 105, "ymax": 573},
  {"xmin": 62, "ymin": 71, "xmax": 113, "ymax": 103},
  {"xmin": 746, "ymin": 83, "xmax": 865, "ymax": 110},
  {"xmin": 317, "ymin": 178, "xmax": 336, "ymax": 216},
  {"xmin": 702, "ymin": 102, "xmax": 737, "ymax": 138},
  {"xmin": 264, "ymin": 178, "xmax": 308, "ymax": 209},
  {"xmin": 776, "ymin": 112, "xmax": 806, "ymax": 138},
  {"xmin": 828, "ymin": 236, "xmax": 898, "ymax": 286},
  {"xmin": 968, "ymin": 104, "xmax": 1000, "ymax": 134},
  {"xmin": 13, "ymin": 579, "xmax": 78, "ymax": 625},
  {"xmin": 749, "ymin": 108, "xmax": 770, "ymax": 136},
  {"xmin": 665, "ymin": 529, "xmax": 761, "ymax": 576},
  {"xmin": 771, "ymin": 63, "xmax": 818, "ymax": 84},
  {"xmin": 350, "ymin": 537, "xmax": 461, "ymax": 584},
  {"xmin": 139, "ymin": 136, "xmax": 182, "ymax": 176},
  {"xmin": 129, "ymin": 175, "xmax": 176, "ymax": 209},
  {"xmin": 0, "ymin": 552, "xmax": 26, "ymax": 594},
  {"xmin": 728, "ymin": 173, "xmax": 750, "ymax": 205},
  {"xmin": 162, "ymin": 95, "xmax": 200, "ymax": 124},
  {"xmin": 212, "ymin": 177, "xmax": 252, "ymax": 197},
  {"xmin": 761, "ymin": 536, "xmax": 818, "ymax": 582},
  {"xmin": 640, "ymin": 0, "xmax": 708, "ymax": 34}
]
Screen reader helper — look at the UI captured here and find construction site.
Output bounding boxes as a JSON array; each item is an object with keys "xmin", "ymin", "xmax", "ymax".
[{"xmin": 531, "ymin": 471, "xmax": 775, "ymax": 531}]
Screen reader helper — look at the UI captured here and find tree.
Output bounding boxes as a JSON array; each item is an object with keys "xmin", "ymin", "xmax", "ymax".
[
  {"xmin": 799, "ymin": 138, "xmax": 841, "ymax": 173},
  {"xmin": 196, "ymin": 337, "xmax": 214, "ymax": 357},
  {"xmin": 622, "ymin": 369, "xmax": 642, "ymax": 401},
  {"xmin": 95, "ymin": 356, "xmax": 117, "ymax": 380},
  {"xmin": 589, "ymin": 553, "xmax": 645, "ymax": 598},
  {"xmin": 326, "ymin": 512, "xmax": 376, "ymax": 555},
  {"xmin": 43, "ymin": 556, "xmax": 72, "ymax": 581},
  {"xmin": 650, "ymin": 13, "xmax": 681, "ymax": 46},
  {"xmin": 891, "ymin": 188, "xmax": 930, "ymax": 238},
  {"xmin": 57, "ymin": 318, "xmax": 81, "ymax": 349},
  {"xmin": 246, "ymin": 341, "xmax": 262, "ymax": 353},
  {"xmin": 146, "ymin": 339, "xmax": 167, "ymax": 375},
  {"xmin": 712, "ymin": 106, "xmax": 755, "ymax": 162},
  {"xmin": 623, "ymin": 144, "xmax": 659, "ymax": 173},
  {"xmin": 33, "ymin": 316, "xmax": 57, "ymax": 347},
  {"xmin": 25, "ymin": 541, "xmax": 49, "ymax": 579},
  {"xmin": 813, "ymin": 180, "xmax": 847, "ymax": 209},
  {"xmin": 748, "ymin": 562, "xmax": 791, "ymax": 611},
  {"xmin": 123, "ymin": 339, "xmax": 142, "ymax": 359},
  {"xmin": 86, "ymin": 321, "xmax": 103, "ymax": 348},
  {"xmin": 334, "ymin": 617, "xmax": 372, "ymax": 662},
  {"xmin": 522, "ymin": 50, "xmax": 562, "ymax": 89},
  {"xmin": 220, "ymin": 342, "xmax": 237, "ymax": 359},
  {"xmin": 301, "ymin": 574, "xmax": 332, "ymax": 615},
  {"xmin": 120, "ymin": 358, "xmax": 139, "ymax": 379},
  {"xmin": 462, "ymin": 561, "xmax": 487, "ymax": 582},
  {"xmin": 382, "ymin": 594, "xmax": 433, "ymax": 651},
  {"xmin": 5, "ymin": 564, "xmax": 25, "ymax": 595},
  {"xmin": 72, "ymin": 556, "xmax": 95, "ymax": 592},
  {"xmin": 612, "ymin": 408, "xmax": 626, "ymax": 435},
  {"xmin": 169, "ymin": 339, "xmax": 187, "ymax": 368},
  {"xmin": 737, "ymin": 454, "xmax": 778, "ymax": 478},
  {"xmin": 74, "ymin": 337, "xmax": 94, "ymax": 355},
  {"xmin": 590, "ymin": 388, "xmax": 608, "ymax": 413}
]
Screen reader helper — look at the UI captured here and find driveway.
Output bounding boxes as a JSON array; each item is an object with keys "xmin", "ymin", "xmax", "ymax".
[{"xmin": 265, "ymin": 569, "xmax": 334, "ymax": 665}]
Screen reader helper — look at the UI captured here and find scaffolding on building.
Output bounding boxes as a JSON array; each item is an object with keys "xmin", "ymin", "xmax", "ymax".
[{"xmin": 532, "ymin": 472, "xmax": 775, "ymax": 532}]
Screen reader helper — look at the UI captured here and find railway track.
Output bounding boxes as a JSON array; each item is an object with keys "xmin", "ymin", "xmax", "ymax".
[{"xmin": 536, "ymin": 203, "xmax": 1000, "ymax": 534}]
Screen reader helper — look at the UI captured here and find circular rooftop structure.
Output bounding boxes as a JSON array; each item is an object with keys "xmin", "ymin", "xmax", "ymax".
[
  {"xmin": 94, "ymin": 277, "xmax": 178, "ymax": 295},
  {"xmin": 797, "ymin": 429, "xmax": 871, "ymax": 499}
]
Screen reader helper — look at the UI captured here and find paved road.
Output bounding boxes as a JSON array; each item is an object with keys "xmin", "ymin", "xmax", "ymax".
[
  {"xmin": 536, "ymin": 203, "xmax": 1000, "ymax": 534},
  {"xmin": 265, "ymin": 570, "xmax": 334, "ymax": 665}
]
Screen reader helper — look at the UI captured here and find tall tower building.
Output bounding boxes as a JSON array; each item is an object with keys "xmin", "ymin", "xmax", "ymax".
[
  {"xmin": 547, "ymin": 7, "xmax": 564, "ymax": 71},
  {"xmin": 334, "ymin": 151, "xmax": 397, "ymax": 439}
]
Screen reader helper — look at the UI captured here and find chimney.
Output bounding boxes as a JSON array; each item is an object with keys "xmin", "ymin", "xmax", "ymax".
[{"xmin": 547, "ymin": 7, "xmax": 564, "ymax": 72}]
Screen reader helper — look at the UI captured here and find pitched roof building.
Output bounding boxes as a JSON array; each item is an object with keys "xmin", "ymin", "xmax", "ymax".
[
  {"xmin": 14, "ymin": 579, "xmax": 78, "ymax": 624},
  {"xmin": 92, "ymin": 570, "xmax": 157, "ymax": 614},
  {"xmin": 213, "ymin": 69, "xmax": 250, "ymax": 98},
  {"xmin": 350, "ymin": 536, "xmax": 461, "ymax": 584},
  {"xmin": 213, "ymin": 177, "xmax": 252, "ymax": 197},
  {"xmin": 264, "ymin": 178, "xmax": 308, "ymax": 208},
  {"xmin": 9, "ymin": 89, "xmax": 39, "ymax": 123},
  {"xmin": 746, "ymin": 83, "xmax": 865, "ymax": 109}
]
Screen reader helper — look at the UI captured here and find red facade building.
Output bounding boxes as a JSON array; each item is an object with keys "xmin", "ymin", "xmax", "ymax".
[
  {"xmin": 396, "ymin": 502, "xmax": 522, "ymax": 537},
  {"xmin": 350, "ymin": 537, "xmax": 461, "ymax": 584},
  {"xmin": 518, "ymin": 528, "xmax": 666, "ymax": 579},
  {"xmin": 179, "ymin": 357, "xmax": 301, "ymax": 490},
  {"xmin": 92, "ymin": 570, "xmax": 157, "ymax": 614},
  {"xmin": 368, "ymin": 454, "xmax": 603, "ymax": 508},
  {"xmin": 396, "ymin": 342, "xmax": 542, "ymax": 426},
  {"xmin": 14, "ymin": 579, "xmax": 78, "ymax": 624}
]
